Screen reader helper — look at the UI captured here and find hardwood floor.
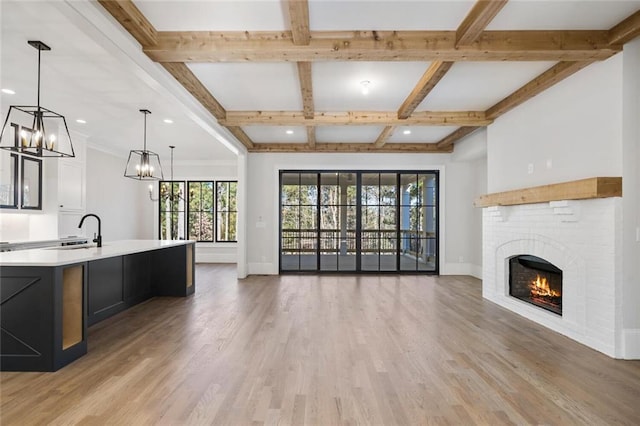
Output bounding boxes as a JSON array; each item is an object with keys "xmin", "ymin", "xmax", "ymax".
[{"xmin": 2, "ymin": 264, "xmax": 639, "ymax": 425}]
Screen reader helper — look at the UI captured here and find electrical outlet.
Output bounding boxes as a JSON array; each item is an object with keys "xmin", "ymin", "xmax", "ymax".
[
  {"xmin": 636, "ymin": 227, "xmax": 640, "ymax": 242},
  {"xmin": 458, "ymin": 256, "xmax": 464, "ymax": 263},
  {"xmin": 527, "ymin": 163, "xmax": 534, "ymax": 174},
  {"xmin": 546, "ymin": 159, "xmax": 553, "ymax": 169}
]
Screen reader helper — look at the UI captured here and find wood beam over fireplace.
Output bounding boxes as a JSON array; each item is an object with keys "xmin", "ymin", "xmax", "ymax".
[{"xmin": 473, "ymin": 177, "xmax": 622, "ymax": 207}]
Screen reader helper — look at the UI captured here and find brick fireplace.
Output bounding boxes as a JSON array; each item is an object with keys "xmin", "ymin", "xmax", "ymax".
[{"xmin": 479, "ymin": 178, "xmax": 627, "ymax": 358}]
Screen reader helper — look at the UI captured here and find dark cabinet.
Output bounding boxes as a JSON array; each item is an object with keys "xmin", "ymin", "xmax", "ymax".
[
  {"xmin": 0, "ymin": 263, "xmax": 87, "ymax": 371},
  {"xmin": 87, "ymin": 257, "xmax": 124, "ymax": 326},
  {"xmin": 151, "ymin": 244, "xmax": 195, "ymax": 297},
  {"xmin": 1, "ymin": 242, "xmax": 195, "ymax": 371},
  {"xmin": 124, "ymin": 251, "xmax": 151, "ymax": 306}
]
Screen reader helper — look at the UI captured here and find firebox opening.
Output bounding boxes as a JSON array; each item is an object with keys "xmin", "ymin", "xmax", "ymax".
[{"xmin": 509, "ymin": 255, "xmax": 562, "ymax": 315}]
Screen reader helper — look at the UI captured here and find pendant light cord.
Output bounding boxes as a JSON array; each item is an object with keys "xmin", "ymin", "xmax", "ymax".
[
  {"xmin": 143, "ymin": 112, "xmax": 147, "ymax": 151},
  {"xmin": 36, "ymin": 47, "xmax": 41, "ymax": 108}
]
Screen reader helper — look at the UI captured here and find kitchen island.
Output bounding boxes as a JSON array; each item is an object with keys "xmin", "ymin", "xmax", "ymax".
[{"xmin": 0, "ymin": 240, "xmax": 195, "ymax": 372}]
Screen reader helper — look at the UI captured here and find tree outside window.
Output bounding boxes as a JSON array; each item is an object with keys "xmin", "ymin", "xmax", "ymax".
[
  {"xmin": 216, "ymin": 181, "xmax": 237, "ymax": 242},
  {"xmin": 187, "ymin": 181, "xmax": 214, "ymax": 242}
]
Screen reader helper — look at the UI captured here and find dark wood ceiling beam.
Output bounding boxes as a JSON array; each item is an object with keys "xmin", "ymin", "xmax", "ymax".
[
  {"xmin": 250, "ymin": 143, "xmax": 452, "ymax": 153},
  {"xmin": 98, "ymin": 0, "xmax": 157, "ymax": 46},
  {"xmin": 608, "ymin": 9, "xmax": 640, "ymax": 45},
  {"xmin": 144, "ymin": 30, "xmax": 618, "ymax": 62},
  {"xmin": 456, "ymin": 0, "xmax": 509, "ymax": 46},
  {"xmin": 397, "ymin": 61, "xmax": 454, "ymax": 119}
]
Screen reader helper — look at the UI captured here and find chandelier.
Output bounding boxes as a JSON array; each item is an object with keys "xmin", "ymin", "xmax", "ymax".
[
  {"xmin": 124, "ymin": 109, "xmax": 163, "ymax": 180},
  {"xmin": 0, "ymin": 41, "xmax": 75, "ymax": 158}
]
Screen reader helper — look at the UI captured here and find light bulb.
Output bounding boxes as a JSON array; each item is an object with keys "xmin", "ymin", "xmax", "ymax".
[
  {"xmin": 20, "ymin": 130, "xmax": 28, "ymax": 147},
  {"xmin": 360, "ymin": 80, "xmax": 371, "ymax": 95},
  {"xmin": 148, "ymin": 184, "xmax": 153, "ymax": 193}
]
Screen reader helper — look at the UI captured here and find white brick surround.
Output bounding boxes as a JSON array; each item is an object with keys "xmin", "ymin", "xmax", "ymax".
[{"xmin": 482, "ymin": 198, "xmax": 623, "ymax": 357}]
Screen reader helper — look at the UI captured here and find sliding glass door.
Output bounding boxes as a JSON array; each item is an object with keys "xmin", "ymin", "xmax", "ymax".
[{"xmin": 280, "ymin": 170, "xmax": 438, "ymax": 274}]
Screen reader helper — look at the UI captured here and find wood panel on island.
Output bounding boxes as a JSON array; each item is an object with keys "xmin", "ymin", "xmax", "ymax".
[{"xmin": 0, "ymin": 241, "xmax": 196, "ymax": 371}]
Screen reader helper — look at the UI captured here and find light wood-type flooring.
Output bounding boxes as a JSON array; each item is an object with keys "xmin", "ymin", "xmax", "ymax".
[{"xmin": 2, "ymin": 264, "xmax": 640, "ymax": 425}]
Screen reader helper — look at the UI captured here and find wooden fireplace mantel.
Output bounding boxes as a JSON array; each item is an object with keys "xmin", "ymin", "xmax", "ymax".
[{"xmin": 474, "ymin": 177, "xmax": 622, "ymax": 208}]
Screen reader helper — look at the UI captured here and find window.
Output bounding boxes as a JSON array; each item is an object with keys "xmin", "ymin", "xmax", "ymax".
[
  {"xmin": 216, "ymin": 181, "xmax": 237, "ymax": 242},
  {"xmin": 187, "ymin": 181, "xmax": 214, "ymax": 242},
  {"xmin": 158, "ymin": 181, "xmax": 186, "ymax": 240},
  {"xmin": 157, "ymin": 179, "xmax": 237, "ymax": 243},
  {"xmin": 0, "ymin": 123, "xmax": 42, "ymax": 210}
]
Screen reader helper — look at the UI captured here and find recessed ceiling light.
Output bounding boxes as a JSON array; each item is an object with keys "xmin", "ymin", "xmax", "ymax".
[
  {"xmin": 403, "ymin": 130, "xmax": 411, "ymax": 135},
  {"xmin": 360, "ymin": 80, "xmax": 371, "ymax": 95},
  {"xmin": 163, "ymin": 119, "xmax": 173, "ymax": 124},
  {"xmin": 76, "ymin": 119, "xmax": 86, "ymax": 124},
  {"xmin": 286, "ymin": 129, "xmax": 294, "ymax": 135},
  {"xmin": 1, "ymin": 88, "xmax": 16, "ymax": 95}
]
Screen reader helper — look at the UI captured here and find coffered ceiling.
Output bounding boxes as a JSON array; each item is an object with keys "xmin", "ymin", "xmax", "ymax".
[
  {"xmin": 2, "ymin": 1, "xmax": 640, "ymax": 160},
  {"xmin": 94, "ymin": 0, "xmax": 640, "ymax": 154}
]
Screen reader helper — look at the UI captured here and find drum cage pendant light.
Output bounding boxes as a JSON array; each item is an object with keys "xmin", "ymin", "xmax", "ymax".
[
  {"xmin": 124, "ymin": 109, "xmax": 163, "ymax": 181},
  {"xmin": 0, "ymin": 40, "xmax": 75, "ymax": 158}
]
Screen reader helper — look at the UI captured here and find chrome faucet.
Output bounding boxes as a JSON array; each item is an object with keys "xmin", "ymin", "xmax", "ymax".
[{"xmin": 78, "ymin": 213, "xmax": 102, "ymax": 247}]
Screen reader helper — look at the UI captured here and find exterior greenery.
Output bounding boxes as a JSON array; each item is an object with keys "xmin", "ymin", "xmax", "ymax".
[
  {"xmin": 216, "ymin": 181, "xmax": 237, "ymax": 242},
  {"xmin": 188, "ymin": 181, "xmax": 214, "ymax": 241},
  {"xmin": 280, "ymin": 171, "xmax": 438, "ymax": 273},
  {"xmin": 158, "ymin": 180, "xmax": 237, "ymax": 243}
]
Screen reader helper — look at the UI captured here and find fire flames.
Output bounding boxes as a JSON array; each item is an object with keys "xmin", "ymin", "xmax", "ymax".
[{"xmin": 530, "ymin": 275, "xmax": 561, "ymax": 298}]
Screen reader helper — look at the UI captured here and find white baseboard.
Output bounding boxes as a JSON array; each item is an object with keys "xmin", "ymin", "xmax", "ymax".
[
  {"xmin": 622, "ymin": 329, "xmax": 640, "ymax": 359},
  {"xmin": 248, "ymin": 262, "xmax": 278, "ymax": 275},
  {"xmin": 196, "ymin": 253, "xmax": 236, "ymax": 263},
  {"xmin": 442, "ymin": 262, "xmax": 482, "ymax": 279}
]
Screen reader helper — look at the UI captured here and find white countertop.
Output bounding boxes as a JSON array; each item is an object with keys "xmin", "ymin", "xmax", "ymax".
[{"xmin": 0, "ymin": 240, "xmax": 194, "ymax": 267}]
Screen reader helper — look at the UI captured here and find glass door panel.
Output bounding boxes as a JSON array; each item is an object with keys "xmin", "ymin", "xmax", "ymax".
[{"xmin": 280, "ymin": 170, "xmax": 437, "ymax": 274}]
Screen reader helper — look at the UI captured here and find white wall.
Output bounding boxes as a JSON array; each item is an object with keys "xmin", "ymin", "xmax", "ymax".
[
  {"xmin": 484, "ymin": 47, "xmax": 640, "ymax": 357},
  {"xmin": 622, "ymin": 39, "xmax": 640, "ymax": 350},
  {"xmin": 152, "ymin": 160, "xmax": 238, "ymax": 263},
  {"xmin": 487, "ymin": 54, "xmax": 623, "ymax": 193},
  {"xmin": 245, "ymin": 150, "xmax": 484, "ymax": 277},
  {"xmin": 85, "ymin": 147, "xmax": 153, "ymax": 241}
]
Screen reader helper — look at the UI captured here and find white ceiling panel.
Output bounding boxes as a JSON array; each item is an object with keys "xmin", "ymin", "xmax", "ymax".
[
  {"xmin": 309, "ymin": 0, "xmax": 475, "ymax": 31},
  {"xmin": 188, "ymin": 63, "xmax": 303, "ymax": 111},
  {"xmin": 387, "ymin": 126, "xmax": 460, "ymax": 144},
  {"xmin": 243, "ymin": 126, "xmax": 308, "ymax": 143},
  {"xmin": 316, "ymin": 126, "xmax": 385, "ymax": 143},
  {"xmin": 133, "ymin": 0, "xmax": 288, "ymax": 31},
  {"xmin": 313, "ymin": 62, "xmax": 430, "ymax": 111},
  {"xmin": 1, "ymin": 1, "xmax": 236, "ymax": 163},
  {"xmin": 487, "ymin": 0, "xmax": 640, "ymax": 30},
  {"xmin": 416, "ymin": 61, "xmax": 557, "ymax": 111}
]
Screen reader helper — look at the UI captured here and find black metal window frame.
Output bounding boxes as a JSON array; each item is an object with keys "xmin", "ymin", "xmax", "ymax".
[
  {"xmin": 20, "ymin": 156, "xmax": 42, "ymax": 210},
  {"xmin": 187, "ymin": 181, "xmax": 215, "ymax": 242},
  {"xmin": 1, "ymin": 123, "xmax": 42, "ymax": 210},
  {"xmin": 279, "ymin": 170, "xmax": 439, "ymax": 275},
  {"xmin": 215, "ymin": 180, "xmax": 238, "ymax": 243},
  {"xmin": 157, "ymin": 180, "xmax": 186, "ymax": 240},
  {"xmin": 157, "ymin": 179, "xmax": 238, "ymax": 243}
]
